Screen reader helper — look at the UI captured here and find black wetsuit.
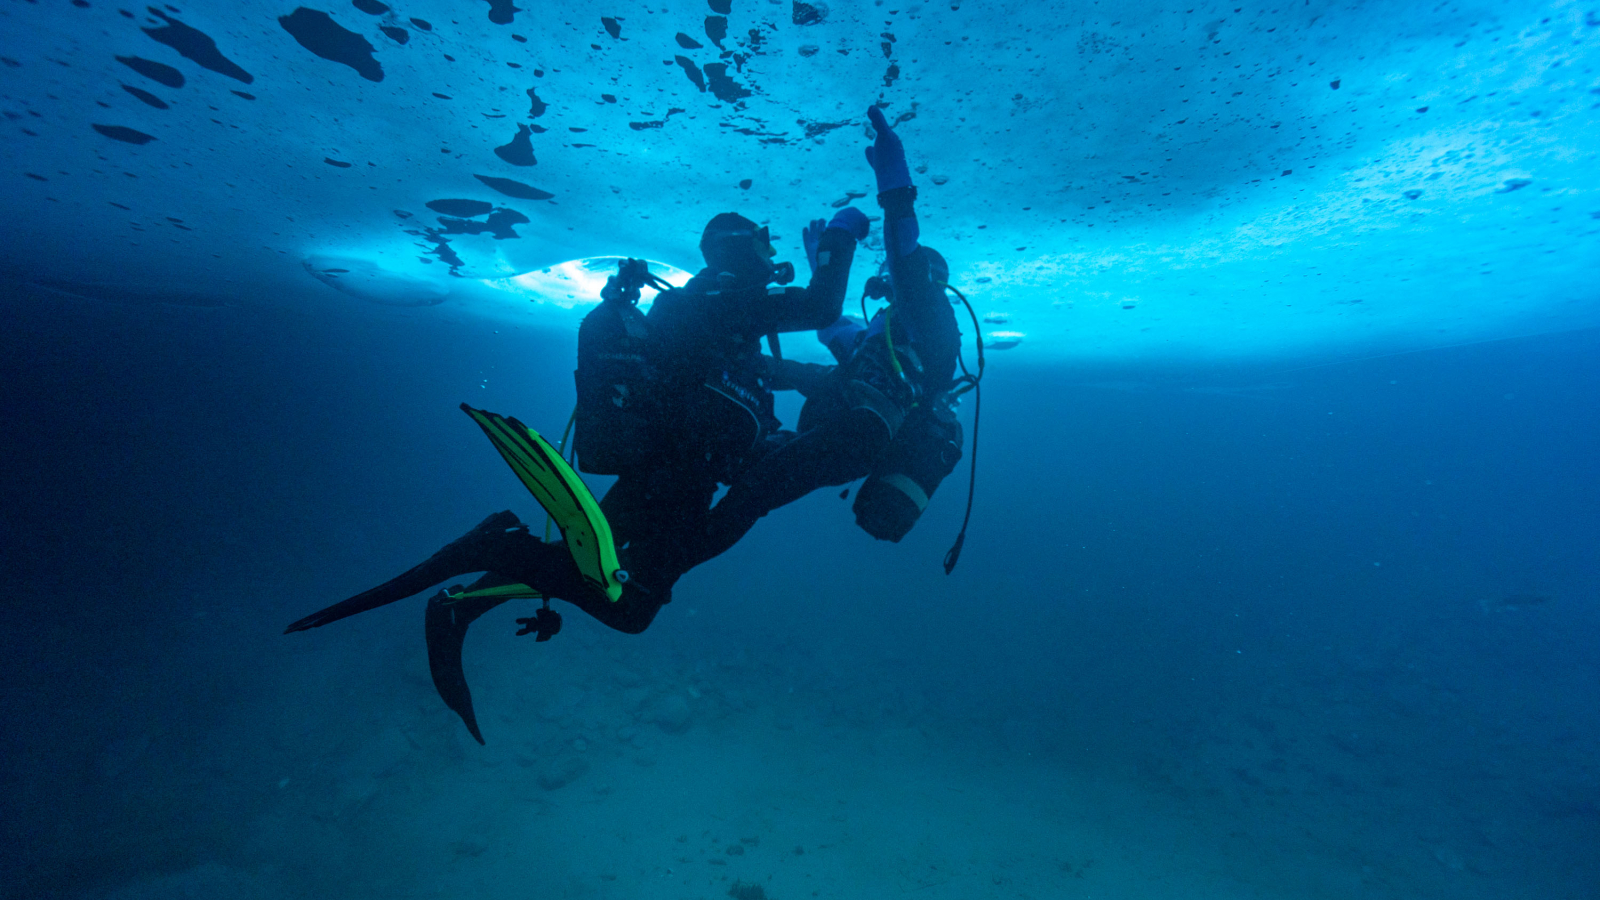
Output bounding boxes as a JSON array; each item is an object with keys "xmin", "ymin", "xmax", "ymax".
[
  {"xmin": 286, "ymin": 224, "xmax": 858, "ymax": 637},
  {"xmin": 581, "ymin": 224, "xmax": 860, "ymax": 628},
  {"xmin": 669, "ymin": 185, "xmax": 962, "ymax": 574}
]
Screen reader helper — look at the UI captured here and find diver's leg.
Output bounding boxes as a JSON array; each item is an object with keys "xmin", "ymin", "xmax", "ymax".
[
  {"xmin": 467, "ymin": 483, "xmax": 678, "ymax": 630},
  {"xmin": 600, "ymin": 461, "xmax": 718, "ymax": 549},
  {"xmin": 551, "ymin": 585, "xmax": 665, "ymax": 634},
  {"xmin": 292, "ymin": 512, "xmax": 668, "ymax": 743},
  {"xmin": 284, "ymin": 501, "xmax": 675, "ymax": 638},
  {"xmin": 423, "ymin": 567, "xmax": 665, "ymax": 744},
  {"xmin": 285, "ymin": 509, "xmax": 600, "ymax": 633},
  {"xmin": 598, "ymin": 471, "xmax": 655, "ymax": 548},
  {"xmin": 681, "ymin": 409, "xmax": 889, "ymax": 571},
  {"xmin": 593, "ymin": 462, "xmax": 718, "ymax": 603}
]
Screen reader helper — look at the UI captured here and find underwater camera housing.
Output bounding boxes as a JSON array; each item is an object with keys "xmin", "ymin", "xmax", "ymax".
[{"xmin": 853, "ymin": 403, "xmax": 964, "ymax": 542}]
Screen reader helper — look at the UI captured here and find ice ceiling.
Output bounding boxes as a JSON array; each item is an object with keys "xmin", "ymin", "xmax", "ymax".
[{"xmin": 2, "ymin": 0, "xmax": 1597, "ymax": 360}]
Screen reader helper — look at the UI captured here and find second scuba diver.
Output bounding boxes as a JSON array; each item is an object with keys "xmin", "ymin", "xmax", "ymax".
[{"xmin": 652, "ymin": 104, "xmax": 972, "ymax": 581}]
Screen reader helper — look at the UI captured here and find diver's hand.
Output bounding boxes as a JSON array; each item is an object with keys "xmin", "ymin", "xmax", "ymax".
[
  {"xmin": 827, "ymin": 206, "xmax": 870, "ymax": 242},
  {"xmin": 802, "ymin": 217, "xmax": 826, "ymax": 273},
  {"xmin": 865, "ymin": 105, "xmax": 912, "ymax": 193}
]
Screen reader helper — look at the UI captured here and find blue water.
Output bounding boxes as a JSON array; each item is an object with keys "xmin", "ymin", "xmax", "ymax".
[
  {"xmin": 2, "ymin": 0, "xmax": 1598, "ymax": 896},
  {"xmin": 2, "ymin": 290, "xmax": 1595, "ymax": 899}
]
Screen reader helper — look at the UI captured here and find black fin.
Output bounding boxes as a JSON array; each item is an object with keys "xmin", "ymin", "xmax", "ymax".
[
  {"xmin": 424, "ymin": 584, "xmax": 514, "ymax": 743},
  {"xmin": 284, "ymin": 510, "xmax": 522, "ymax": 633}
]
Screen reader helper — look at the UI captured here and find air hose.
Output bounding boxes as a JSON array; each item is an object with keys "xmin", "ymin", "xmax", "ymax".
[{"xmin": 940, "ymin": 282, "xmax": 984, "ymax": 575}]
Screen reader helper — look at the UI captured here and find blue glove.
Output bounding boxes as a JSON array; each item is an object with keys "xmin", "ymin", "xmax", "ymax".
[
  {"xmin": 865, "ymin": 105, "xmax": 912, "ymax": 193},
  {"xmin": 801, "ymin": 217, "xmax": 826, "ymax": 273},
  {"xmin": 827, "ymin": 206, "xmax": 870, "ymax": 242}
]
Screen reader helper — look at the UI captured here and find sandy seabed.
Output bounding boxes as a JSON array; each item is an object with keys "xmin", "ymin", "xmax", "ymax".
[{"xmin": 46, "ymin": 601, "xmax": 1575, "ymax": 900}]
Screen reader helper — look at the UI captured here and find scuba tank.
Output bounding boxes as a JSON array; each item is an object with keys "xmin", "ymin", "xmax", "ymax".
[
  {"xmin": 572, "ymin": 258, "xmax": 669, "ymax": 475},
  {"xmin": 853, "ymin": 401, "xmax": 963, "ymax": 542},
  {"xmin": 839, "ymin": 304, "xmax": 964, "ymax": 543}
]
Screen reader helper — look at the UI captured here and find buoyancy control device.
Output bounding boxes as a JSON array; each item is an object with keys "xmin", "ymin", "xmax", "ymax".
[
  {"xmin": 847, "ymin": 274, "xmax": 987, "ymax": 572},
  {"xmin": 573, "ymin": 258, "xmax": 671, "ymax": 475}
]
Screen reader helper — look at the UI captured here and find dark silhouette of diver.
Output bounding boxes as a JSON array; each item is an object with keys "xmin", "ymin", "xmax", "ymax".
[
  {"xmin": 652, "ymin": 104, "xmax": 969, "ymax": 579},
  {"xmin": 285, "ymin": 105, "xmax": 979, "ymax": 744},
  {"xmin": 285, "ymin": 201, "xmax": 869, "ymax": 741}
]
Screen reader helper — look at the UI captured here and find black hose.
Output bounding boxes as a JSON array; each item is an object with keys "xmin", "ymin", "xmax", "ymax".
[
  {"xmin": 942, "ymin": 282, "xmax": 984, "ymax": 574},
  {"xmin": 943, "ymin": 377, "xmax": 979, "ymax": 574}
]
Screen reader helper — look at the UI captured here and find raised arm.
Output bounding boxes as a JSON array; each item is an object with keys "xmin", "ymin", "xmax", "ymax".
[
  {"xmin": 865, "ymin": 104, "xmax": 960, "ymax": 394},
  {"xmin": 755, "ymin": 207, "xmax": 867, "ymax": 333},
  {"xmin": 867, "ymin": 105, "xmax": 919, "ymax": 261}
]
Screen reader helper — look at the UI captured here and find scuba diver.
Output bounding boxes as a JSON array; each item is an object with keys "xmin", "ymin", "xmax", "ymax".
[
  {"xmin": 657, "ymin": 104, "xmax": 978, "ymax": 580},
  {"xmin": 564, "ymin": 205, "xmax": 871, "ymax": 611},
  {"xmin": 284, "ymin": 198, "xmax": 868, "ymax": 742}
]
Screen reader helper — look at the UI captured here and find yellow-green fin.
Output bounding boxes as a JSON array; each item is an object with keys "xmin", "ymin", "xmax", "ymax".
[
  {"xmin": 446, "ymin": 583, "xmax": 542, "ymax": 602},
  {"xmin": 461, "ymin": 404, "xmax": 624, "ymax": 602}
]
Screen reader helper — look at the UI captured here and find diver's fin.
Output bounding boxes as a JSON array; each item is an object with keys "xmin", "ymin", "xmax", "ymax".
[
  {"xmin": 424, "ymin": 583, "xmax": 516, "ymax": 744},
  {"xmin": 449, "ymin": 583, "xmax": 543, "ymax": 602},
  {"xmin": 284, "ymin": 510, "xmax": 524, "ymax": 633},
  {"xmin": 460, "ymin": 404, "xmax": 625, "ymax": 602}
]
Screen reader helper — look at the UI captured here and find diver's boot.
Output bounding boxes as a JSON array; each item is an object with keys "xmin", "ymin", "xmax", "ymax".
[
  {"xmin": 424, "ymin": 575, "xmax": 528, "ymax": 744},
  {"xmin": 284, "ymin": 510, "xmax": 527, "ymax": 633}
]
